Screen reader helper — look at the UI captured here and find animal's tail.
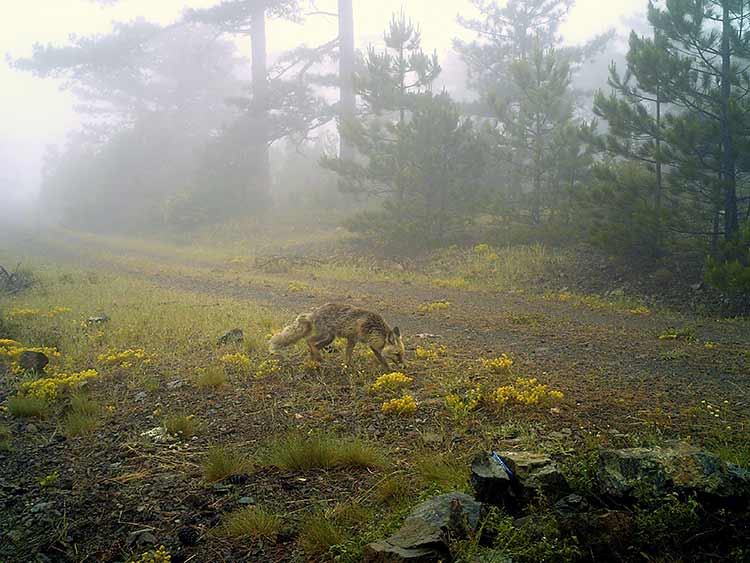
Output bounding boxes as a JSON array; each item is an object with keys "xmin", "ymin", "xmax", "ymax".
[{"xmin": 268, "ymin": 313, "xmax": 313, "ymax": 353}]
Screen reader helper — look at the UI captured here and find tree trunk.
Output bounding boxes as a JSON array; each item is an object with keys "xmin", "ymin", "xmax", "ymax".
[
  {"xmin": 338, "ymin": 0, "xmax": 355, "ymax": 161},
  {"xmin": 251, "ymin": 3, "xmax": 271, "ymax": 204},
  {"xmin": 720, "ymin": 2, "xmax": 739, "ymax": 240}
]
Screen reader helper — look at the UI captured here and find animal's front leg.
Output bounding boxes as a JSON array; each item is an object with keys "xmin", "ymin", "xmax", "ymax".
[
  {"xmin": 371, "ymin": 348, "xmax": 390, "ymax": 371},
  {"xmin": 344, "ymin": 339, "xmax": 355, "ymax": 367}
]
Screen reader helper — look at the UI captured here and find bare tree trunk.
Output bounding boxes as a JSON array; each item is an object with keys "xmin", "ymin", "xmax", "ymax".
[
  {"xmin": 251, "ymin": 3, "xmax": 271, "ymax": 204},
  {"xmin": 338, "ymin": 0, "xmax": 355, "ymax": 161},
  {"xmin": 720, "ymin": 2, "xmax": 739, "ymax": 240}
]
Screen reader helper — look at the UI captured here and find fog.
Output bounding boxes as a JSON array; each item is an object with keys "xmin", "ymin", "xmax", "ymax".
[{"xmin": 1, "ymin": 0, "xmax": 642, "ymax": 222}]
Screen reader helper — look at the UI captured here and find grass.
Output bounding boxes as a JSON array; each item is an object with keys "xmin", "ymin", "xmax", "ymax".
[
  {"xmin": 0, "ymin": 424, "xmax": 10, "ymax": 451},
  {"xmin": 64, "ymin": 393, "xmax": 103, "ymax": 437},
  {"xmin": 7, "ymin": 396, "xmax": 48, "ymax": 418},
  {"xmin": 215, "ymin": 506, "xmax": 282, "ymax": 540},
  {"xmin": 202, "ymin": 445, "xmax": 253, "ymax": 482},
  {"xmin": 414, "ymin": 452, "xmax": 468, "ymax": 489},
  {"xmin": 195, "ymin": 366, "xmax": 227, "ymax": 389},
  {"xmin": 163, "ymin": 414, "xmax": 199, "ymax": 439},
  {"xmin": 374, "ymin": 474, "xmax": 415, "ymax": 505},
  {"xmin": 298, "ymin": 512, "xmax": 348, "ymax": 560},
  {"xmin": 265, "ymin": 432, "xmax": 386, "ymax": 470}
]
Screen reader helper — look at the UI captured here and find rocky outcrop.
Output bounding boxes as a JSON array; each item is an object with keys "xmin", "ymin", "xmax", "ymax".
[{"xmin": 364, "ymin": 492, "xmax": 482, "ymax": 562}]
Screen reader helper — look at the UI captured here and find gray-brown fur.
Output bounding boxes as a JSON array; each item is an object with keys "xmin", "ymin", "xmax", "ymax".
[{"xmin": 269, "ymin": 303, "xmax": 405, "ymax": 370}]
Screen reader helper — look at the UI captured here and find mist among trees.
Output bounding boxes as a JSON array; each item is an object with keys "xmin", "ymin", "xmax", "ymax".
[{"xmin": 8, "ymin": 0, "xmax": 750, "ymax": 295}]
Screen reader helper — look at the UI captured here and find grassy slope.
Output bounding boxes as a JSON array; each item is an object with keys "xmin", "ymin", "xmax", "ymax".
[{"xmin": 0, "ymin": 229, "xmax": 749, "ymax": 562}]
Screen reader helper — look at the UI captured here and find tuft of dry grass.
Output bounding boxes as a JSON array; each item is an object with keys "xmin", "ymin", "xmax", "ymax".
[
  {"xmin": 0, "ymin": 424, "xmax": 10, "ymax": 451},
  {"xmin": 265, "ymin": 433, "xmax": 385, "ymax": 470},
  {"xmin": 195, "ymin": 366, "xmax": 227, "ymax": 389},
  {"xmin": 163, "ymin": 414, "xmax": 199, "ymax": 439},
  {"xmin": 7, "ymin": 396, "xmax": 48, "ymax": 418},
  {"xmin": 202, "ymin": 445, "xmax": 253, "ymax": 482},
  {"xmin": 414, "ymin": 452, "xmax": 468, "ymax": 489},
  {"xmin": 298, "ymin": 512, "xmax": 348, "ymax": 560},
  {"xmin": 64, "ymin": 393, "xmax": 102, "ymax": 437},
  {"xmin": 215, "ymin": 506, "xmax": 282, "ymax": 540}
]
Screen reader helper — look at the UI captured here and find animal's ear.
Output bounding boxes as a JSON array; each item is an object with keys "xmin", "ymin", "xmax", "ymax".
[{"xmin": 393, "ymin": 327, "xmax": 401, "ymax": 338}]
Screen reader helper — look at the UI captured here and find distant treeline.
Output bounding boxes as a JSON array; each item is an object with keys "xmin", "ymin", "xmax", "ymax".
[{"xmin": 12, "ymin": 0, "xmax": 750, "ymax": 295}]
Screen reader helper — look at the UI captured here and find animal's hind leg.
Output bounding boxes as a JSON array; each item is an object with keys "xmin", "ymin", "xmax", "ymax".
[
  {"xmin": 306, "ymin": 337, "xmax": 323, "ymax": 363},
  {"xmin": 344, "ymin": 339, "xmax": 355, "ymax": 367},
  {"xmin": 314, "ymin": 333, "xmax": 335, "ymax": 352}
]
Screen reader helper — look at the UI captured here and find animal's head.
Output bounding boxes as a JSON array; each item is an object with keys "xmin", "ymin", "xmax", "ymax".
[{"xmin": 383, "ymin": 327, "xmax": 406, "ymax": 367}]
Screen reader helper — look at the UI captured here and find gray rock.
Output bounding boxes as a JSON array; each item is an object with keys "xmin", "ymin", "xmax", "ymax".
[
  {"xmin": 87, "ymin": 314, "xmax": 110, "ymax": 324},
  {"xmin": 596, "ymin": 442, "xmax": 750, "ymax": 502},
  {"xmin": 18, "ymin": 351, "xmax": 48, "ymax": 372},
  {"xmin": 238, "ymin": 496, "xmax": 255, "ymax": 505},
  {"xmin": 553, "ymin": 494, "xmax": 590, "ymax": 517},
  {"xmin": 30, "ymin": 501, "xmax": 54, "ymax": 514},
  {"xmin": 471, "ymin": 453, "xmax": 518, "ymax": 509},
  {"xmin": 364, "ymin": 492, "xmax": 482, "ymax": 563},
  {"xmin": 523, "ymin": 463, "xmax": 569, "ymax": 500},
  {"xmin": 218, "ymin": 328, "xmax": 243, "ymax": 345}
]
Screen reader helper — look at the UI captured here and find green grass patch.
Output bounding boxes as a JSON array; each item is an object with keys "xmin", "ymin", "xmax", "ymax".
[
  {"xmin": 202, "ymin": 445, "xmax": 253, "ymax": 482},
  {"xmin": 7, "ymin": 396, "xmax": 48, "ymax": 418},
  {"xmin": 215, "ymin": 506, "xmax": 282, "ymax": 540},
  {"xmin": 195, "ymin": 366, "xmax": 227, "ymax": 389},
  {"xmin": 414, "ymin": 452, "xmax": 468, "ymax": 489},
  {"xmin": 163, "ymin": 414, "xmax": 199, "ymax": 440},
  {"xmin": 0, "ymin": 424, "xmax": 10, "ymax": 451},
  {"xmin": 265, "ymin": 432, "xmax": 386, "ymax": 470},
  {"xmin": 298, "ymin": 512, "xmax": 349, "ymax": 561}
]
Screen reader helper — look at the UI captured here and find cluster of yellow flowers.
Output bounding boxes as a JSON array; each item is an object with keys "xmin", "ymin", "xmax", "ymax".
[
  {"xmin": 287, "ymin": 281, "xmax": 310, "ymax": 293},
  {"xmin": 493, "ymin": 377, "xmax": 563, "ymax": 407},
  {"xmin": 472, "ymin": 243, "xmax": 498, "ymax": 261},
  {"xmin": 0, "ymin": 340, "xmax": 61, "ymax": 364},
  {"xmin": 433, "ymin": 277, "xmax": 469, "ymax": 289},
  {"xmin": 220, "ymin": 352, "xmax": 252, "ymax": 375},
  {"xmin": 6, "ymin": 308, "xmax": 40, "ymax": 319},
  {"xmin": 415, "ymin": 345, "xmax": 447, "ymax": 360},
  {"xmin": 445, "ymin": 386, "xmax": 482, "ymax": 419},
  {"xmin": 255, "ymin": 358, "xmax": 281, "ymax": 379},
  {"xmin": 704, "ymin": 341, "xmax": 719, "ymax": 349},
  {"xmin": 98, "ymin": 348, "xmax": 153, "ymax": 369},
  {"xmin": 417, "ymin": 300, "xmax": 451, "ymax": 313},
  {"xmin": 46, "ymin": 306, "xmax": 72, "ymax": 318},
  {"xmin": 20, "ymin": 369, "xmax": 99, "ymax": 402},
  {"xmin": 370, "ymin": 372, "xmax": 413, "ymax": 394},
  {"xmin": 130, "ymin": 546, "xmax": 171, "ymax": 563},
  {"xmin": 628, "ymin": 305, "xmax": 651, "ymax": 315},
  {"xmin": 483, "ymin": 354, "xmax": 513, "ymax": 374},
  {"xmin": 381, "ymin": 394, "xmax": 418, "ymax": 415}
]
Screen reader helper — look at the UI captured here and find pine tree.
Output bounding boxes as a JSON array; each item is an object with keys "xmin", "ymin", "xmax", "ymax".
[{"xmin": 648, "ymin": 0, "xmax": 750, "ymax": 241}]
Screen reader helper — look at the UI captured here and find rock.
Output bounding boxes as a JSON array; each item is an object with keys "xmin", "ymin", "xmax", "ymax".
[
  {"xmin": 177, "ymin": 526, "xmax": 199, "ymax": 546},
  {"xmin": 690, "ymin": 282, "xmax": 704, "ymax": 291},
  {"xmin": 87, "ymin": 314, "xmax": 110, "ymax": 324},
  {"xmin": 470, "ymin": 453, "xmax": 520, "ymax": 510},
  {"xmin": 553, "ymin": 494, "xmax": 590, "ymax": 517},
  {"xmin": 225, "ymin": 473, "xmax": 250, "ymax": 485},
  {"xmin": 363, "ymin": 492, "xmax": 482, "ymax": 562},
  {"xmin": 558, "ymin": 509, "xmax": 634, "ymax": 560},
  {"xmin": 25, "ymin": 423, "xmax": 39, "ymax": 433},
  {"xmin": 166, "ymin": 379, "xmax": 183, "ymax": 390},
  {"xmin": 18, "ymin": 351, "xmax": 48, "ymax": 372},
  {"xmin": 238, "ymin": 496, "xmax": 255, "ymax": 505},
  {"xmin": 127, "ymin": 530, "xmax": 158, "ymax": 547},
  {"xmin": 522, "ymin": 462, "xmax": 569, "ymax": 500},
  {"xmin": 30, "ymin": 501, "xmax": 55, "ymax": 514},
  {"xmin": 218, "ymin": 328, "xmax": 243, "ymax": 345},
  {"xmin": 596, "ymin": 442, "xmax": 750, "ymax": 503}
]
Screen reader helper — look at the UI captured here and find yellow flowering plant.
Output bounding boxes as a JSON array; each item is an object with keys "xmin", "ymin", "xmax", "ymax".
[
  {"xmin": 445, "ymin": 386, "xmax": 482, "ymax": 420},
  {"xmin": 381, "ymin": 394, "xmax": 418, "ymax": 415},
  {"xmin": 370, "ymin": 372, "xmax": 413, "ymax": 394},
  {"xmin": 483, "ymin": 354, "xmax": 513, "ymax": 374},
  {"xmin": 415, "ymin": 345, "xmax": 447, "ymax": 360},
  {"xmin": 19, "ymin": 369, "xmax": 99, "ymax": 402},
  {"xmin": 130, "ymin": 545, "xmax": 171, "ymax": 563},
  {"xmin": 492, "ymin": 377, "xmax": 564, "ymax": 407},
  {"xmin": 255, "ymin": 359, "xmax": 281, "ymax": 379}
]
